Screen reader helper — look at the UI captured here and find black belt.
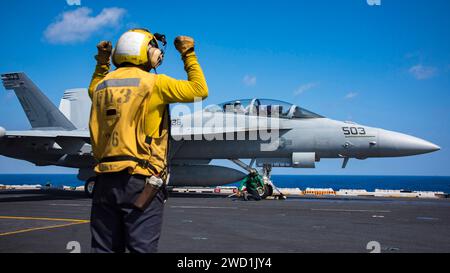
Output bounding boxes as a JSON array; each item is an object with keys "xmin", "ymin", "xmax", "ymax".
[{"xmin": 99, "ymin": 156, "xmax": 158, "ymax": 175}]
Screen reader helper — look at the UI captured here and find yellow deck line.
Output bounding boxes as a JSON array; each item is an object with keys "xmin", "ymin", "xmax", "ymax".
[
  {"xmin": 0, "ymin": 221, "xmax": 89, "ymax": 236},
  {"xmin": 0, "ymin": 215, "xmax": 90, "ymax": 236},
  {"xmin": 0, "ymin": 215, "xmax": 89, "ymax": 223}
]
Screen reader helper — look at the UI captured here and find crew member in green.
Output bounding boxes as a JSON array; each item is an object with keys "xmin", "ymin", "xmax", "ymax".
[{"xmin": 239, "ymin": 170, "xmax": 263, "ymax": 201}]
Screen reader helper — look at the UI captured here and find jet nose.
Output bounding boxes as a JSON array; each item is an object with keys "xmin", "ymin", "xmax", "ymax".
[{"xmin": 378, "ymin": 129, "xmax": 440, "ymax": 157}]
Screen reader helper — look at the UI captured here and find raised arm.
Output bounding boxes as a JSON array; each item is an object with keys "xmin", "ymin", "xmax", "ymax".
[
  {"xmin": 155, "ymin": 36, "xmax": 208, "ymax": 103},
  {"xmin": 88, "ymin": 41, "xmax": 112, "ymax": 99}
]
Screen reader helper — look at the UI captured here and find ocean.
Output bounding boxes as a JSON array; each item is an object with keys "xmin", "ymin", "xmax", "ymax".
[{"xmin": 0, "ymin": 174, "xmax": 449, "ymax": 193}]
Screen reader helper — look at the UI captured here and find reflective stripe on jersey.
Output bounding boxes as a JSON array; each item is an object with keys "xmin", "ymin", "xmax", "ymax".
[{"xmin": 95, "ymin": 78, "xmax": 141, "ymax": 91}]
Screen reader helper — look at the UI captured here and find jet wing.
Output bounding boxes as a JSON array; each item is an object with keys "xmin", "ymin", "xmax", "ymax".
[
  {"xmin": 3, "ymin": 130, "xmax": 91, "ymax": 153},
  {"xmin": 4, "ymin": 130, "xmax": 90, "ymax": 139}
]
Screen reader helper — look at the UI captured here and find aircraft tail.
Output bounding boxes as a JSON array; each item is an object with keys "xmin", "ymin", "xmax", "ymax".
[
  {"xmin": 1, "ymin": 72, "xmax": 76, "ymax": 130},
  {"xmin": 59, "ymin": 88, "xmax": 91, "ymax": 130}
]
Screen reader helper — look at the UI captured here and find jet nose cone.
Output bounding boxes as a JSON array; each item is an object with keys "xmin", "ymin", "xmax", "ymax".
[
  {"xmin": 0, "ymin": 127, "xmax": 5, "ymax": 138},
  {"xmin": 378, "ymin": 129, "xmax": 440, "ymax": 157},
  {"xmin": 411, "ymin": 140, "xmax": 440, "ymax": 154},
  {"xmin": 428, "ymin": 143, "xmax": 441, "ymax": 152}
]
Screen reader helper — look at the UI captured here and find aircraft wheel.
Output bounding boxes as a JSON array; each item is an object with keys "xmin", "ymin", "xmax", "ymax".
[
  {"xmin": 258, "ymin": 184, "xmax": 273, "ymax": 199},
  {"xmin": 84, "ymin": 177, "xmax": 96, "ymax": 198}
]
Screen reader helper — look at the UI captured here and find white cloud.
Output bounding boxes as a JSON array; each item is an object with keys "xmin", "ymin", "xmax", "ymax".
[
  {"xmin": 409, "ymin": 64, "xmax": 437, "ymax": 80},
  {"xmin": 243, "ymin": 75, "xmax": 257, "ymax": 86},
  {"xmin": 345, "ymin": 92, "xmax": 358, "ymax": 99},
  {"xmin": 294, "ymin": 82, "xmax": 319, "ymax": 96},
  {"xmin": 44, "ymin": 7, "xmax": 126, "ymax": 44}
]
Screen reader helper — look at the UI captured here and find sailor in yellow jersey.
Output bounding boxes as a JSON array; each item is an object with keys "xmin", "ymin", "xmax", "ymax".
[{"xmin": 88, "ymin": 28, "xmax": 208, "ymax": 253}]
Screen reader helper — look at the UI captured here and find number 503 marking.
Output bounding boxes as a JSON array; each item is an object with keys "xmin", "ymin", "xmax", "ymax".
[{"xmin": 342, "ymin": 127, "xmax": 366, "ymax": 136}]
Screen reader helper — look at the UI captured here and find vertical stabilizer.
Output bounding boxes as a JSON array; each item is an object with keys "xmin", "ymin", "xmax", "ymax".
[
  {"xmin": 59, "ymin": 88, "xmax": 91, "ymax": 130},
  {"xmin": 1, "ymin": 72, "xmax": 76, "ymax": 130}
]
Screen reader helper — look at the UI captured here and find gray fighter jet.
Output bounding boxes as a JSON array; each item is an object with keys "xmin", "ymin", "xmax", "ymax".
[{"xmin": 0, "ymin": 73, "xmax": 440, "ymax": 197}]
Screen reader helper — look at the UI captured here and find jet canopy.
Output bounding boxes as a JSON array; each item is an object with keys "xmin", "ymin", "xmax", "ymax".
[{"xmin": 205, "ymin": 99, "xmax": 324, "ymax": 119}]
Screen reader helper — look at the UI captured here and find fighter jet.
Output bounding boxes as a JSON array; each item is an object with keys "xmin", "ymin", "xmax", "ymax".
[{"xmin": 0, "ymin": 72, "xmax": 440, "ymax": 198}]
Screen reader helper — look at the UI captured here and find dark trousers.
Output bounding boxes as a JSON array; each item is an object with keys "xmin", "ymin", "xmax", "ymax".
[
  {"xmin": 90, "ymin": 171, "xmax": 165, "ymax": 253},
  {"xmin": 246, "ymin": 187, "xmax": 262, "ymax": 201}
]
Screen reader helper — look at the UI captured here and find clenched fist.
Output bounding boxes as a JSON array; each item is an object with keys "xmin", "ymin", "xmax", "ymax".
[
  {"xmin": 95, "ymin": 41, "xmax": 112, "ymax": 65},
  {"xmin": 174, "ymin": 36, "xmax": 195, "ymax": 56}
]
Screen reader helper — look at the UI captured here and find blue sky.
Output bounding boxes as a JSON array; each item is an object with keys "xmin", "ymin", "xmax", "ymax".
[{"xmin": 0, "ymin": 0, "xmax": 449, "ymax": 175}]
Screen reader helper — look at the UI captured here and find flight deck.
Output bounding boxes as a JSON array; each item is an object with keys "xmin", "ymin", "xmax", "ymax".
[{"xmin": 0, "ymin": 189, "xmax": 449, "ymax": 253}]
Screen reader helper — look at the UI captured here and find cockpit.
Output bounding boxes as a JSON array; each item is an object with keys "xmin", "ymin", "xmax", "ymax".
[{"xmin": 205, "ymin": 99, "xmax": 324, "ymax": 119}]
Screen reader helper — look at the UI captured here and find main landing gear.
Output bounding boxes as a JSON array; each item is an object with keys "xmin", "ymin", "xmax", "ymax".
[{"xmin": 84, "ymin": 177, "xmax": 96, "ymax": 198}]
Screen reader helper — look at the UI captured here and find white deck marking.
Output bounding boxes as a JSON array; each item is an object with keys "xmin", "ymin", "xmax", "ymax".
[
  {"xmin": 48, "ymin": 203, "xmax": 90, "ymax": 207},
  {"xmin": 311, "ymin": 208, "xmax": 391, "ymax": 213},
  {"xmin": 170, "ymin": 205, "xmax": 238, "ymax": 210}
]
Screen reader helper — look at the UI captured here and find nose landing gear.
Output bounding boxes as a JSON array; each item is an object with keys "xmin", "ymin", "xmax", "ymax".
[{"xmin": 261, "ymin": 164, "xmax": 285, "ymax": 200}]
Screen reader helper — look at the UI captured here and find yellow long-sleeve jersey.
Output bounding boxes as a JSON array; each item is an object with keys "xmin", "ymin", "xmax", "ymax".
[{"xmin": 88, "ymin": 51, "xmax": 208, "ymax": 177}]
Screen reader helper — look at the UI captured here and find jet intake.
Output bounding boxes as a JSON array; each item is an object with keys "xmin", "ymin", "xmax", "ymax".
[{"xmin": 292, "ymin": 152, "xmax": 316, "ymax": 168}]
